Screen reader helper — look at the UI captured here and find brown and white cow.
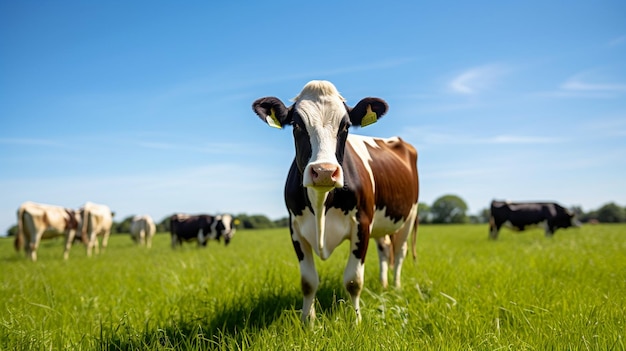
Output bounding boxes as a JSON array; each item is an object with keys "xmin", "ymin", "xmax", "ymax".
[
  {"xmin": 252, "ymin": 80, "xmax": 419, "ymax": 323},
  {"xmin": 130, "ymin": 215, "xmax": 156, "ymax": 248},
  {"xmin": 79, "ymin": 201, "xmax": 114, "ymax": 256},
  {"xmin": 15, "ymin": 201, "xmax": 81, "ymax": 261}
]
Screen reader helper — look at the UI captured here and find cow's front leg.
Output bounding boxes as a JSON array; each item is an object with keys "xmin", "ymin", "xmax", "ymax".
[
  {"xmin": 289, "ymin": 224, "xmax": 319, "ymax": 324},
  {"xmin": 293, "ymin": 234, "xmax": 318, "ymax": 324},
  {"xmin": 344, "ymin": 247, "xmax": 365, "ymax": 323},
  {"xmin": 346, "ymin": 221, "xmax": 371, "ymax": 323},
  {"xmin": 489, "ymin": 217, "xmax": 500, "ymax": 240}
]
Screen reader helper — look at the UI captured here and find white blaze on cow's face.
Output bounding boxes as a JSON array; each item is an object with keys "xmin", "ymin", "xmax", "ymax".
[{"xmin": 292, "ymin": 81, "xmax": 349, "ymax": 190}]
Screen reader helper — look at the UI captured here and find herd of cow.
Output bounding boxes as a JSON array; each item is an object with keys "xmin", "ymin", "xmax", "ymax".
[
  {"xmin": 12, "ymin": 80, "xmax": 581, "ymax": 325},
  {"xmin": 14, "ymin": 201, "xmax": 237, "ymax": 261}
]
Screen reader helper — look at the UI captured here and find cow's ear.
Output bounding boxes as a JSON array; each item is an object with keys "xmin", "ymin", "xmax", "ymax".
[
  {"xmin": 252, "ymin": 97, "xmax": 291, "ymax": 129},
  {"xmin": 348, "ymin": 97, "xmax": 389, "ymax": 127}
]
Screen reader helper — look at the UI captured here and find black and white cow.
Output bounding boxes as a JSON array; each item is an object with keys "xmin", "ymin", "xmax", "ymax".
[
  {"xmin": 252, "ymin": 80, "xmax": 419, "ymax": 323},
  {"xmin": 170, "ymin": 213, "xmax": 236, "ymax": 248},
  {"xmin": 489, "ymin": 200, "xmax": 580, "ymax": 239}
]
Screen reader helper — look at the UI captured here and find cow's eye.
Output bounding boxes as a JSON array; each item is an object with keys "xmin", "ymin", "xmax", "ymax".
[
  {"xmin": 340, "ymin": 122, "xmax": 351, "ymax": 134},
  {"xmin": 293, "ymin": 122, "xmax": 305, "ymax": 133}
]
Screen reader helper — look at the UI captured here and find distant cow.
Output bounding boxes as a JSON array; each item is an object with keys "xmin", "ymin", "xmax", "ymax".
[
  {"xmin": 15, "ymin": 201, "xmax": 81, "ymax": 261},
  {"xmin": 489, "ymin": 200, "xmax": 580, "ymax": 239},
  {"xmin": 79, "ymin": 202, "xmax": 114, "ymax": 256},
  {"xmin": 170, "ymin": 213, "xmax": 236, "ymax": 248},
  {"xmin": 252, "ymin": 80, "xmax": 419, "ymax": 323},
  {"xmin": 130, "ymin": 215, "xmax": 156, "ymax": 248}
]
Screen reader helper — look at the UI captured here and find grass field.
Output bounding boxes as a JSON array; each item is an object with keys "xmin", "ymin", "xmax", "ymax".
[{"xmin": 1, "ymin": 224, "xmax": 624, "ymax": 350}]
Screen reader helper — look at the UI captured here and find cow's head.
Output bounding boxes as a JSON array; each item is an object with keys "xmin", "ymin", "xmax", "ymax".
[
  {"xmin": 215, "ymin": 214, "xmax": 236, "ymax": 245},
  {"xmin": 252, "ymin": 80, "xmax": 388, "ymax": 190}
]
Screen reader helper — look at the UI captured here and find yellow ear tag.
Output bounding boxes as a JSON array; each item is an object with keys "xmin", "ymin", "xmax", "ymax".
[
  {"xmin": 361, "ymin": 104, "xmax": 378, "ymax": 127},
  {"xmin": 266, "ymin": 108, "xmax": 283, "ymax": 129}
]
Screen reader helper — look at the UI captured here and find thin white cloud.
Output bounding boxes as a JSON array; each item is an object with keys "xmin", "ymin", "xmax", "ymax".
[
  {"xmin": 536, "ymin": 71, "xmax": 626, "ymax": 99},
  {"xmin": 449, "ymin": 64, "xmax": 508, "ymax": 95},
  {"xmin": 561, "ymin": 77, "xmax": 626, "ymax": 92},
  {"xmin": 136, "ymin": 140, "xmax": 279, "ymax": 155},
  {"xmin": 404, "ymin": 127, "xmax": 565, "ymax": 146},
  {"xmin": 608, "ymin": 35, "xmax": 626, "ymax": 47},
  {"xmin": 482, "ymin": 135, "xmax": 564, "ymax": 144}
]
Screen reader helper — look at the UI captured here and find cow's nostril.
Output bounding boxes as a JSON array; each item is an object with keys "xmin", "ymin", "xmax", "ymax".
[
  {"xmin": 311, "ymin": 168, "xmax": 319, "ymax": 180},
  {"xmin": 331, "ymin": 167, "xmax": 340, "ymax": 180}
]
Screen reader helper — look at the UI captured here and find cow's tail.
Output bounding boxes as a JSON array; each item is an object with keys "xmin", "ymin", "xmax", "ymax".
[
  {"xmin": 411, "ymin": 209, "xmax": 419, "ymax": 261},
  {"xmin": 14, "ymin": 206, "xmax": 25, "ymax": 252}
]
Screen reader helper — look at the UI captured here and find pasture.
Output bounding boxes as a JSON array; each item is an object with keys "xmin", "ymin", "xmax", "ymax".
[{"xmin": 1, "ymin": 224, "xmax": 624, "ymax": 350}]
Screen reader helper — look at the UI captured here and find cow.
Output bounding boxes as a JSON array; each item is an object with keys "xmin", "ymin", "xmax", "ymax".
[
  {"xmin": 170, "ymin": 213, "xmax": 236, "ymax": 248},
  {"xmin": 252, "ymin": 80, "xmax": 419, "ymax": 323},
  {"xmin": 15, "ymin": 201, "xmax": 81, "ymax": 261},
  {"xmin": 79, "ymin": 201, "xmax": 114, "ymax": 256},
  {"xmin": 130, "ymin": 215, "xmax": 156, "ymax": 248},
  {"xmin": 489, "ymin": 200, "xmax": 580, "ymax": 239}
]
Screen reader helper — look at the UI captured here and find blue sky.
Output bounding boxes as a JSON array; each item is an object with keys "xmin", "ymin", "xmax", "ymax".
[{"xmin": 1, "ymin": 1, "xmax": 625, "ymax": 234}]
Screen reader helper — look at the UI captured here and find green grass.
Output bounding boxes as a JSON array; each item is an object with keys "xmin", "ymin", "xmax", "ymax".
[{"xmin": 1, "ymin": 224, "xmax": 625, "ymax": 350}]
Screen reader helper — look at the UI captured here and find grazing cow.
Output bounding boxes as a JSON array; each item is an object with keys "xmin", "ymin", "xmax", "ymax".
[
  {"xmin": 252, "ymin": 80, "xmax": 419, "ymax": 323},
  {"xmin": 15, "ymin": 201, "xmax": 81, "ymax": 261},
  {"xmin": 79, "ymin": 202, "xmax": 114, "ymax": 256},
  {"xmin": 489, "ymin": 200, "xmax": 580, "ymax": 239},
  {"xmin": 130, "ymin": 215, "xmax": 156, "ymax": 248},
  {"xmin": 170, "ymin": 213, "xmax": 236, "ymax": 248}
]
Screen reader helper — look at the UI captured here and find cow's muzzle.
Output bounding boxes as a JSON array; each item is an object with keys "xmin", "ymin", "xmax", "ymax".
[{"xmin": 304, "ymin": 162, "xmax": 343, "ymax": 189}]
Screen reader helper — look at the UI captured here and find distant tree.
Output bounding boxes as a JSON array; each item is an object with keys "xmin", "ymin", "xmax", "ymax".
[
  {"xmin": 113, "ymin": 215, "xmax": 134, "ymax": 234},
  {"xmin": 6, "ymin": 225, "xmax": 18, "ymax": 237},
  {"xmin": 431, "ymin": 194, "xmax": 469, "ymax": 224},
  {"xmin": 273, "ymin": 217, "xmax": 289, "ymax": 227},
  {"xmin": 157, "ymin": 216, "xmax": 171, "ymax": 233},
  {"xmin": 596, "ymin": 202, "xmax": 626, "ymax": 223},
  {"xmin": 570, "ymin": 206, "xmax": 584, "ymax": 218},
  {"xmin": 468, "ymin": 208, "xmax": 490, "ymax": 224},
  {"xmin": 236, "ymin": 213, "xmax": 275, "ymax": 229},
  {"xmin": 479, "ymin": 208, "xmax": 491, "ymax": 223},
  {"xmin": 418, "ymin": 203, "xmax": 431, "ymax": 224}
]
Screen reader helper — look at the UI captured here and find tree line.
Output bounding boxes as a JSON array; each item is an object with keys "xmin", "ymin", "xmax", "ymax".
[{"xmin": 5, "ymin": 198, "xmax": 626, "ymax": 236}]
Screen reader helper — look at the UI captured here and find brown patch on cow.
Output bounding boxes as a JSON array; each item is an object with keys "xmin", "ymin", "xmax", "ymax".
[
  {"xmin": 367, "ymin": 138, "xmax": 419, "ymax": 222},
  {"xmin": 352, "ymin": 211, "xmax": 371, "ymax": 264},
  {"xmin": 345, "ymin": 279, "xmax": 362, "ymax": 296},
  {"xmin": 301, "ymin": 278, "xmax": 314, "ymax": 296},
  {"xmin": 64, "ymin": 209, "xmax": 78, "ymax": 230},
  {"xmin": 343, "ymin": 144, "xmax": 376, "ymax": 263}
]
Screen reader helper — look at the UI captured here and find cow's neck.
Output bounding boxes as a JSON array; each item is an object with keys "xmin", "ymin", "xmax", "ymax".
[{"xmin": 307, "ymin": 187, "xmax": 330, "ymax": 260}]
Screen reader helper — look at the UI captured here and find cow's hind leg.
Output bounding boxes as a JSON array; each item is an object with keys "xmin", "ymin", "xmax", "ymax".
[
  {"xmin": 390, "ymin": 207, "xmax": 417, "ymax": 288},
  {"xmin": 64, "ymin": 231, "xmax": 76, "ymax": 260},
  {"xmin": 376, "ymin": 236, "xmax": 392, "ymax": 289},
  {"xmin": 86, "ymin": 235, "xmax": 97, "ymax": 257},
  {"xmin": 101, "ymin": 232, "xmax": 110, "ymax": 251}
]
